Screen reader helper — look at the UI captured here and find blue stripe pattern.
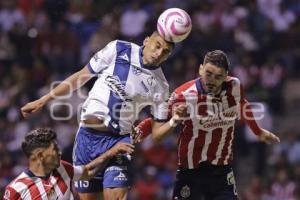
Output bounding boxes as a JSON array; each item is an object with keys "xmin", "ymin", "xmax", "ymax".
[
  {"xmin": 196, "ymin": 78, "xmax": 205, "ymax": 94},
  {"xmin": 107, "ymin": 41, "xmax": 131, "ymax": 134}
]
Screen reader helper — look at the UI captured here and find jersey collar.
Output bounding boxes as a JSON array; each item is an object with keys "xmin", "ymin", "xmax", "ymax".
[
  {"xmin": 196, "ymin": 78, "xmax": 227, "ymax": 97},
  {"xmin": 25, "ymin": 168, "xmax": 52, "ymax": 179}
]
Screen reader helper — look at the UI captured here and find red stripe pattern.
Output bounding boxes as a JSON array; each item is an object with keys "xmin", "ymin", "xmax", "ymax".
[
  {"xmin": 170, "ymin": 77, "xmax": 242, "ymax": 168},
  {"xmin": 4, "ymin": 160, "xmax": 75, "ymax": 199}
]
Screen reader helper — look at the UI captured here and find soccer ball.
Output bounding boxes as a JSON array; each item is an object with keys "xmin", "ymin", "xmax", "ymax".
[{"xmin": 157, "ymin": 8, "xmax": 192, "ymax": 43}]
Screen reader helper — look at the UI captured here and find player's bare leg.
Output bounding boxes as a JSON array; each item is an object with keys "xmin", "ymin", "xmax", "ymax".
[
  {"xmin": 78, "ymin": 192, "xmax": 103, "ymax": 200},
  {"xmin": 103, "ymin": 188, "xmax": 128, "ymax": 200}
]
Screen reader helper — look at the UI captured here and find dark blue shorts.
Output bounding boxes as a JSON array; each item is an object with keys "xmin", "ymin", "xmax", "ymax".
[
  {"xmin": 173, "ymin": 162, "xmax": 238, "ymax": 200},
  {"xmin": 73, "ymin": 127, "xmax": 131, "ymax": 193}
]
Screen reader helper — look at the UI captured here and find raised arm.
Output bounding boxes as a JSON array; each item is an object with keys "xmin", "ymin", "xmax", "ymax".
[
  {"xmin": 79, "ymin": 143, "xmax": 134, "ymax": 180},
  {"xmin": 21, "ymin": 66, "xmax": 93, "ymax": 117},
  {"xmin": 152, "ymin": 106, "xmax": 186, "ymax": 142}
]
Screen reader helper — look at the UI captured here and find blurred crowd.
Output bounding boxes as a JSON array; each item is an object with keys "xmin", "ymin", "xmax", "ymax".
[{"xmin": 0, "ymin": 0, "xmax": 300, "ymax": 199}]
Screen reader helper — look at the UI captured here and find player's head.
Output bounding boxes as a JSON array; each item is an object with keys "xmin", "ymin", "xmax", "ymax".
[
  {"xmin": 199, "ymin": 50, "xmax": 229, "ymax": 94},
  {"xmin": 142, "ymin": 31, "xmax": 175, "ymax": 66},
  {"xmin": 22, "ymin": 128, "xmax": 61, "ymax": 170}
]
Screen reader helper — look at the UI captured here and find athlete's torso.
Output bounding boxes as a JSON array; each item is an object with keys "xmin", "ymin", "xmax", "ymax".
[
  {"xmin": 81, "ymin": 40, "xmax": 169, "ymax": 135},
  {"xmin": 170, "ymin": 76, "xmax": 242, "ymax": 168}
]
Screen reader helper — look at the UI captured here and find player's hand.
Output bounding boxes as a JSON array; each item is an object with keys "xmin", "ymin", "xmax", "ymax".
[
  {"xmin": 132, "ymin": 126, "xmax": 144, "ymax": 144},
  {"xmin": 258, "ymin": 128, "xmax": 280, "ymax": 144},
  {"xmin": 173, "ymin": 104, "xmax": 188, "ymax": 121},
  {"xmin": 21, "ymin": 97, "xmax": 47, "ymax": 118},
  {"xmin": 131, "ymin": 118, "xmax": 152, "ymax": 144},
  {"xmin": 108, "ymin": 143, "xmax": 135, "ymax": 156}
]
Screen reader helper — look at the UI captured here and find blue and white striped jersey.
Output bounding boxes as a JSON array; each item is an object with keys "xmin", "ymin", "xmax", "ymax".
[{"xmin": 81, "ymin": 40, "xmax": 169, "ymax": 135}]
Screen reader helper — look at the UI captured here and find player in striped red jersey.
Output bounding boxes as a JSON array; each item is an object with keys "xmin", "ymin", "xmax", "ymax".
[
  {"xmin": 3, "ymin": 128, "xmax": 134, "ymax": 200},
  {"xmin": 134, "ymin": 50, "xmax": 280, "ymax": 200}
]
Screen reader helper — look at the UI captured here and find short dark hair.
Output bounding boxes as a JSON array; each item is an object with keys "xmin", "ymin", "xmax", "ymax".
[
  {"xmin": 151, "ymin": 31, "xmax": 175, "ymax": 48},
  {"xmin": 203, "ymin": 50, "xmax": 229, "ymax": 71},
  {"xmin": 22, "ymin": 128, "xmax": 57, "ymax": 157}
]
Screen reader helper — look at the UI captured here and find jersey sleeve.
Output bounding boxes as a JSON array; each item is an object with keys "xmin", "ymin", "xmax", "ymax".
[
  {"xmin": 136, "ymin": 117, "xmax": 152, "ymax": 138},
  {"xmin": 239, "ymin": 82, "xmax": 261, "ymax": 135},
  {"xmin": 151, "ymin": 87, "xmax": 170, "ymax": 122},
  {"xmin": 240, "ymin": 99, "xmax": 261, "ymax": 135},
  {"xmin": 87, "ymin": 40, "xmax": 117, "ymax": 74},
  {"xmin": 3, "ymin": 187, "xmax": 21, "ymax": 200},
  {"xmin": 61, "ymin": 160, "xmax": 74, "ymax": 179}
]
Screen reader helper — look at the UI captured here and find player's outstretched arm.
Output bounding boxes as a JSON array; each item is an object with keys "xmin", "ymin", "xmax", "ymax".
[
  {"xmin": 240, "ymin": 99, "xmax": 280, "ymax": 144},
  {"xmin": 21, "ymin": 66, "xmax": 93, "ymax": 117},
  {"xmin": 80, "ymin": 143, "xmax": 135, "ymax": 180}
]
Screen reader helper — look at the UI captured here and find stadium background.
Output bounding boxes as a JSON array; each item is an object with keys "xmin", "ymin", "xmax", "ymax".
[{"xmin": 0, "ymin": 0, "xmax": 299, "ymax": 199}]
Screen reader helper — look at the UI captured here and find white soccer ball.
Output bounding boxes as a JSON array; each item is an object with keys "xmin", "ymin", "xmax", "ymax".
[{"xmin": 157, "ymin": 8, "xmax": 192, "ymax": 43}]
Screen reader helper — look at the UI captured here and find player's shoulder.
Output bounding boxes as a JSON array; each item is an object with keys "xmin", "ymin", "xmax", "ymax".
[
  {"xmin": 3, "ymin": 186, "xmax": 20, "ymax": 200},
  {"xmin": 100, "ymin": 40, "xmax": 130, "ymax": 50},
  {"xmin": 174, "ymin": 79, "xmax": 197, "ymax": 93},
  {"xmin": 58, "ymin": 160, "xmax": 74, "ymax": 178},
  {"xmin": 99, "ymin": 40, "xmax": 138, "ymax": 52},
  {"xmin": 59, "ymin": 160, "xmax": 73, "ymax": 171},
  {"xmin": 226, "ymin": 76, "xmax": 241, "ymax": 87},
  {"xmin": 225, "ymin": 76, "xmax": 243, "ymax": 97},
  {"xmin": 115, "ymin": 40, "xmax": 139, "ymax": 48},
  {"xmin": 4, "ymin": 172, "xmax": 29, "ymax": 194}
]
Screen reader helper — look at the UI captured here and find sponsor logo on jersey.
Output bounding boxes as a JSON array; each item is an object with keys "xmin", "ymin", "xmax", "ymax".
[
  {"xmin": 105, "ymin": 75, "xmax": 132, "ymax": 102},
  {"xmin": 119, "ymin": 53, "xmax": 129, "ymax": 62},
  {"xmin": 141, "ymin": 81, "xmax": 150, "ymax": 93},
  {"xmin": 198, "ymin": 110, "xmax": 237, "ymax": 129},
  {"xmin": 147, "ymin": 76, "xmax": 156, "ymax": 87}
]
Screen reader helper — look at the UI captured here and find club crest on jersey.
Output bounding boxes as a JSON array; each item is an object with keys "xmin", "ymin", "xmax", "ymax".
[
  {"xmin": 131, "ymin": 65, "xmax": 142, "ymax": 75},
  {"xmin": 180, "ymin": 185, "xmax": 191, "ymax": 198},
  {"xmin": 147, "ymin": 76, "xmax": 156, "ymax": 87},
  {"xmin": 47, "ymin": 187, "xmax": 56, "ymax": 198}
]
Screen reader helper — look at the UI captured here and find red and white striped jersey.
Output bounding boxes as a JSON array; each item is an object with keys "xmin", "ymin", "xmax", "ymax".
[
  {"xmin": 169, "ymin": 76, "xmax": 243, "ymax": 169},
  {"xmin": 3, "ymin": 160, "xmax": 83, "ymax": 200}
]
